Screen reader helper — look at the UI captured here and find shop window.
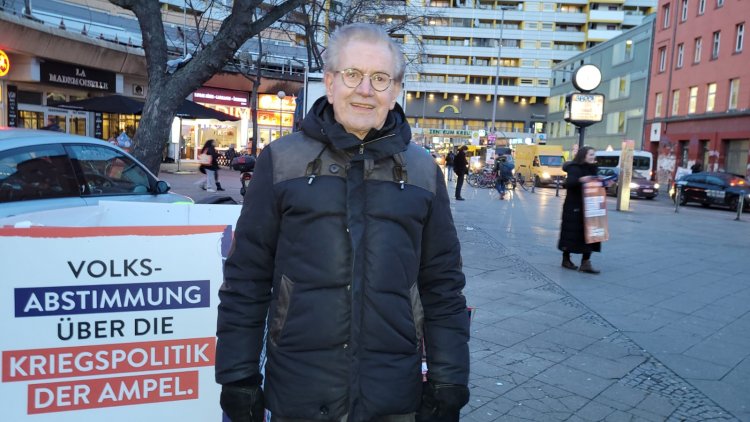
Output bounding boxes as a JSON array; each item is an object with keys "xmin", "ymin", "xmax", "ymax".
[
  {"xmin": 46, "ymin": 92, "xmax": 67, "ymax": 106},
  {"xmin": 17, "ymin": 90, "xmax": 43, "ymax": 105},
  {"xmin": 18, "ymin": 111, "xmax": 44, "ymax": 129}
]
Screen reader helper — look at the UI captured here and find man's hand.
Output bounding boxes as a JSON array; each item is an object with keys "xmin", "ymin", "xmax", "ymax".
[
  {"xmin": 220, "ymin": 384, "xmax": 265, "ymax": 422},
  {"xmin": 416, "ymin": 380, "xmax": 470, "ymax": 422}
]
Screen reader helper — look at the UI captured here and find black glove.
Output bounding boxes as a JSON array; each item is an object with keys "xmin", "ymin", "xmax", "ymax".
[
  {"xmin": 416, "ymin": 380, "xmax": 470, "ymax": 422},
  {"xmin": 220, "ymin": 383, "xmax": 265, "ymax": 422}
]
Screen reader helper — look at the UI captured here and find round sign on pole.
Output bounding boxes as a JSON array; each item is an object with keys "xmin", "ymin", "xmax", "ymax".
[{"xmin": 0, "ymin": 49, "xmax": 10, "ymax": 77}]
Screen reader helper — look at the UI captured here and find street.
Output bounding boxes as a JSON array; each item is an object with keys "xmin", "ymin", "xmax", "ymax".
[{"xmin": 161, "ymin": 163, "xmax": 750, "ymax": 421}]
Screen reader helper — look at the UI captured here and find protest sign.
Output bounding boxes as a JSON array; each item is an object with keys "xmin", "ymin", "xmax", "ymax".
[{"xmin": 583, "ymin": 182, "xmax": 609, "ymax": 243}]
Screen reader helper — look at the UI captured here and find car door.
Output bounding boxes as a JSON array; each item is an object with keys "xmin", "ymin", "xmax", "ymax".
[
  {"xmin": 682, "ymin": 174, "xmax": 707, "ymax": 203},
  {"xmin": 65, "ymin": 144, "xmax": 157, "ymax": 206},
  {"xmin": 705, "ymin": 175, "xmax": 728, "ymax": 206},
  {"xmin": 0, "ymin": 143, "xmax": 85, "ymax": 217}
]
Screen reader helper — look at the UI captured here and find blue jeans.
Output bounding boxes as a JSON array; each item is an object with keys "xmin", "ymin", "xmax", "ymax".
[
  {"xmin": 495, "ymin": 178, "xmax": 507, "ymax": 197},
  {"xmin": 446, "ymin": 165, "xmax": 454, "ymax": 181}
]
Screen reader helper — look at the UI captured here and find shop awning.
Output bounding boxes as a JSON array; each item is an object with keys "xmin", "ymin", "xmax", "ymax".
[{"xmin": 56, "ymin": 94, "xmax": 239, "ymax": 121}]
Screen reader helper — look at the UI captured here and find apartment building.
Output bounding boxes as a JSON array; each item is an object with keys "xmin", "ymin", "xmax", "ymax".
[
  {"xmin": 645, "ymin": 0, "xmax": 749, "ymax": 184},
  {"xmin": 546, "ymin": 14, "xmax": 656, "ymax": 153},
  {"xmin": 395, "ymin": 0, "xmax": 655, "ymax": 148}
]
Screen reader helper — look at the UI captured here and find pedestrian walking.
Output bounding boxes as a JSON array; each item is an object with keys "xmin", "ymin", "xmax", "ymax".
[
  {"xmin": 494, "ymin": 155, "xmax": 514, "ymax": 200},
  {"xmin": 445, "ymin": 150, "xmax": 455, "ymax": 181},
  {"xmin": 216, "ymin": 23, "xmax": 470, "ymax": 422},
  {"xmin": 198, "ymin": 139, "xmax": 223, "ymax": 192},
  {"xmin": 558, "ymin": 146, "xmax": 605, "ymax": 274},
  {"xmin": 453, "ymin": 145, "xmax": 469, "ymax": 200}
]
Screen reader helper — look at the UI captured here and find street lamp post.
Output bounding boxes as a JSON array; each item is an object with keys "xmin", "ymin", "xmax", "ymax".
[
  {"xmin": 490, "ymin": 6, "xmax": 514, "ymax": 135},
  {"xmin": 277, "ymin": 90, "xmax": 286, "ymax": 138}
]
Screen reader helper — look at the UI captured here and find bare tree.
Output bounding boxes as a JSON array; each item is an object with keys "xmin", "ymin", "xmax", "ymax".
[
  {"xmin": 279, "ymin": 0, "xmax": 438, "ymax": 72},
  {"xmin": 109, "ymin": 0, "xmax": 304, "ymax": 175}
]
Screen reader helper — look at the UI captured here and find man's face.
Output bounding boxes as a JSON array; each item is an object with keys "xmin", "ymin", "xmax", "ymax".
[{"xmin": 325, "ymin": 40, "xmax": 402, "ymax": 140}]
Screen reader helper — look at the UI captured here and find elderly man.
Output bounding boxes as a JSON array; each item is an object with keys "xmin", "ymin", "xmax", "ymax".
[{"xmin": 217, "ymin": 23, "xmax": 470, "ymax": 422}]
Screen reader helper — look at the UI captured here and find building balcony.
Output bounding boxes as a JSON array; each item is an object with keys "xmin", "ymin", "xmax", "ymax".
[
  {"xmin": 587, "ymin": 29, "xmax": 623, "ymax": 42},
  {"xmin": 623, "ymin": 14, "xmax": 646, "ymax": 26},
  {"xmin": 624, "ymin": 0, "xmax": 656, "ymax": 7},
  {"xmin": 419, "ymin": 63, "xmax": 552, "ymax": 79},
  {"xmin": 588, "ymin": 10, "xmax": 626, "ymax": 23},
  {"xmin": 407, "ymin": 82, "xmax": 550, "ymax": 98}
]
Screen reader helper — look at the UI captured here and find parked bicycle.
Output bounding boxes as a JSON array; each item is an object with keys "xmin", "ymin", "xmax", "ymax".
[{"xmin": 467, "ymin": 166, "xmax": 496, "ymax": 189}]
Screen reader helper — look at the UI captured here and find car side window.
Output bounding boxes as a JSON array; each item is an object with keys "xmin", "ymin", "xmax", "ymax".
[
  {"xmin": 706, "ymin": 176, "xmax": 725, "ymax": 187},
  {"xmin": 0, "ymin": 144, "xmax": 79, "ymax": 203},
  {"xmin": 687, "ymin": 175, "xmax": 705, "ymax": 184},
  {"xmin": 66, "ymin": 144, "xmax": 152, "ymax": 196}
]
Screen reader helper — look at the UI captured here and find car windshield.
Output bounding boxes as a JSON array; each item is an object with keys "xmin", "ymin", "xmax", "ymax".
[{"xmin": 539, "ymin": 155, "xmax": 563, "ymax": 167}]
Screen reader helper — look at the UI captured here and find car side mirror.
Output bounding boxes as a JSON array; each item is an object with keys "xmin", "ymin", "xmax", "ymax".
[{"xmin": 155, "ymin": 180, "xmax": 171, "ymax": 194}]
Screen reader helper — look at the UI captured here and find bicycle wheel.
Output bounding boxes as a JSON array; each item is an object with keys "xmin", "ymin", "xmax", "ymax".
[{"xmin": 467, "ymin": 173, "xmax": 479, "ymax": 187}]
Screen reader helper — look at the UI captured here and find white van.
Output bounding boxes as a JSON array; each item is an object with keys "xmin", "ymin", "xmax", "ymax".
[{"xmin": 595, "ymin": 150, "xmax": 654, "ymax": 179}]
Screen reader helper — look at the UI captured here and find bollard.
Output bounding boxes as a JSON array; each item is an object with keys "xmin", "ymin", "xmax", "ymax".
[
  {"xmin": 531, "ymin": 175, "xmax": 535, "ymax": 193},
  {"xmin": 736, "ymin": 192, "xmax": 745, "ymax": 221},
  {"xmin": 555, "ymin": 178, "xmax": 560, "ymax": 197},
  {"xmin": 674, "ymin": 187, "xmax": 680, "ymax": 213}
]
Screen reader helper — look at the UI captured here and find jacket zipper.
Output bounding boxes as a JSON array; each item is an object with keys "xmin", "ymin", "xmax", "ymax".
[{"xmin": 358, "ymin": 134, "xmax": 396, "ymax": 154}]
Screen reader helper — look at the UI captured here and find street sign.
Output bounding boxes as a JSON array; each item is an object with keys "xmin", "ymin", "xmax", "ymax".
[{"xmin": 564, "ymin": 93, "xmax": 605, "ymax": 127}]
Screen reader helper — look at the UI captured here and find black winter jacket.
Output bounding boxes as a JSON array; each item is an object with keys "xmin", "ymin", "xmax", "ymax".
[
  {"xmin": 557, "ymin": 161, "xmax": 601, "ymax": 254},
  {"xmin": 217, "ymin": 97, "xmax": 470, "ymax": 421},
  {"xmin": 452, "ymin": 151, "xmax": 468, "ymax": 176}
]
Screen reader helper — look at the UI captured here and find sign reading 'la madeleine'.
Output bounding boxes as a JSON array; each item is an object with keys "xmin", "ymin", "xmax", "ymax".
[{"xmin": 40, "ymin": 60, "xmax": 116, "ymax": 92}]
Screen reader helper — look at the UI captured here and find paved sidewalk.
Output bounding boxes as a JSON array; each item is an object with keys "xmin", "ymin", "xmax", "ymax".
[
  {"xmin": 159, "ymin": 164, "xmax": 750, "ymax": 421},
  {"xmin": 453, "ymin": 184, "xmax": 749, "ymax": 421}
]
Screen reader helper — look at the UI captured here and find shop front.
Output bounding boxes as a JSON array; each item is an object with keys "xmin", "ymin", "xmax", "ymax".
[
  {"xmin": 2, "ymin": 54, "xmax": 121, "ymax": 134},
  {"xmin": 180, "ymin": 87, "xmax": 250, "ymax": 160},
  {"xmin": 257, "ymin": 93, "xmax": 296, "ymax": 150}
]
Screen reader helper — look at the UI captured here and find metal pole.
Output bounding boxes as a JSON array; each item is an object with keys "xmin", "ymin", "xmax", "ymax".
[
  {"xmin": 736, "ymin": 192, "xmax": 745, "ymax": 221},
  {"xmin": 421, "ymin": 92, "xmax": 427, "ymax": 146},
  {"xmin": 674, "ymin": 187, "xmax": 680, "ymax": 213},
  {"xmin": 490, "ymin": 8, "xmax": 507, "ymax": 135},
  {"xmin": 578, "ymin": 125, "xmax": 585, "ymax": 148}
]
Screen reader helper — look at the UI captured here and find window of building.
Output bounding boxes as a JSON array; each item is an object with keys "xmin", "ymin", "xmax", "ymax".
[
  {"xmin": 539, "ymin": 41, "xmax": 552, "ymax": 49},
  {"xmin": 681, "ymin": 0, "xmax": 689, "ymax": 21},
  {"xmin": 663, "ymin": 3, "xmax": 671, "ymax": 28},
  {"xmin": 606, "ymin": 112, "xmax": 627, "ymax": 134},
  {"xmin": 541, "ymin": 22, "xmax": 554, "ymax": 30},
  {"xmin": 688, "ymin": 86, "xmax": 698, "ymax": 113},
  {"xmin": 712, "ymin": 31, "xmax": 721, "ymax": 59},
  {"xmin": 658, "ymin": 47, "xmax": 667, "ymax": 72},
  {"xmin": 672, "ymin": 89, "xmax": 680, "ymax": 115},
  {"xmin": 694, "ymin": 37, "xmax": 702, "ymax": 62},
  {"xmin": 538, "ymin": 59, "xmax": 552, "ymax": 67},
  {"xmin": 736, "ymin": 23, "xmax": 745, "ymax": 53},
  {"xmin": 706, "ymin": 83, "xmax": 717, "ymax": 111},
  {"xmin": 698, "ymin": 0, "xmax": 706, "ymax": 14},
  {"xmin": 728, "ymin": 79, "xmax": 740, "ymax": 109},
  {"xmin": 717, "ymin": 0, "xmax": 724, "ymax": 7},
  {"xmin": 609, "ymin": 76, "xmax": 631, "ymax": 99},
  {"xmin": 538, "ymin": 79, "xmax": 549, "ymax": 86},
  {"xmin": 677, "ymin": 43, "xmax": 685, "ymax": 67},
  {"xmin": 521, "ymin": 59, "xmax": 535, "ymax": 67},
  {"xmin": 655, "ymin": 93, "xmax": 663, "ymax": 117},
  {"xmin": 519, "ymin": 78, "xmax": 535, "ymax": 86},
  {"xmin": 613, "ymin": 40, "xmax": 634, "ymax": 64}
]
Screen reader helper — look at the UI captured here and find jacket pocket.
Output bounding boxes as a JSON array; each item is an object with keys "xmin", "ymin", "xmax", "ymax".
[
  {"xmin": 269, "ymin": 274, "xmax": 294, "ymax": 346},
  {"xmin": 409, "ymin": 283, "xmax": 424, "ymax": 347}
]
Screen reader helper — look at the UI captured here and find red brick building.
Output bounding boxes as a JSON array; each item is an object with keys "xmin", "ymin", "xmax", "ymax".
[{"xmin": 644, "ymin": 0, "xmax": 749, "ymax": 185}]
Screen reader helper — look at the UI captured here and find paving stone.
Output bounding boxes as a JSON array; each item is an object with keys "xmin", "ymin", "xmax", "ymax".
[
  {"xmin": 563, "ymin": 351, "xmax": 645, "ymax": 379},
  {"xmin": 535, "ymin": 364, "xmax": 614, "ymax": 400},
  {"xmin": 575, "ymin": 400, "xmax": 617, "ymax": 421}
]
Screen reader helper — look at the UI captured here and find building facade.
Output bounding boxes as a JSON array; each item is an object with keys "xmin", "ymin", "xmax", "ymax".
[
  {"xmin": 0, "ymin": 0, "xmax": 307, "ymax": 157},
  {"xmin": 393, "ymin": 0, "xmax": 655, "ymax": 150},
  {"xmin": 644, "ymin": 0, "xmax": 749, "ymax": 184},
  {"xmin": 546, "ymin": 14, "xmax": 656, "ymax": 154}
]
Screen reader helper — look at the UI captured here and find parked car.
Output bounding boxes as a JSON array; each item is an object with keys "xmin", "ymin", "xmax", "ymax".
[
  {"xmin": 598, "ymin": 168, "xmax": 659, "ymax": 199},
  {"xmin": 670, "ymin": 172, "xmax": 750, "ymax": 212},
  {"xmin": 0, "ymin": 128, "xmax": 193, "ymax": 218}
]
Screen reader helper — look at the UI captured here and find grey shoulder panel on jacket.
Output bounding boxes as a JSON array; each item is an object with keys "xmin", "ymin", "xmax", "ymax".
[
  {"xmin": 268, "ymin": 135, "xmax": 438, "ymax": 194},
  {"xmin": 368, "ymin": 143, "xmax": 437, "ymax": 194},
  {"xmin": 267, "ymin": 132, "xmax": 338, "ymax": 185}
]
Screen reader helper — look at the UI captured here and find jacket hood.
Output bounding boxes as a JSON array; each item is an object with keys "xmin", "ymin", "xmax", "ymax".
[{"xmin": 301, "ymin": 96, "xmax": 412, "ymax": 161}]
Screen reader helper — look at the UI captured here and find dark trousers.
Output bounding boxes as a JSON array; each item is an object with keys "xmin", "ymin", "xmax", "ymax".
[{"xmin": 455, "ymin": 172, "xmax": 465, "ymax": 199}]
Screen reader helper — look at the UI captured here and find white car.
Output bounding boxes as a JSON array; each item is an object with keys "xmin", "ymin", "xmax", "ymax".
[{"xmin": 0, "ymin": 128, "xmax": 193, "ymax": 218}]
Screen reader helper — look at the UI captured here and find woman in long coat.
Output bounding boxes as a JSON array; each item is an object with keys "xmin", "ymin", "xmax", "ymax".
[{"xmin": 558, "ymin": 146, "xmax": 602, "ymax": 274}]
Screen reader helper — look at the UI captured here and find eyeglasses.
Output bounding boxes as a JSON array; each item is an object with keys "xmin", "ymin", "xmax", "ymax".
[{"xmin": 336, "ymin": 68, "xmax": 393, "ymax": 92}]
